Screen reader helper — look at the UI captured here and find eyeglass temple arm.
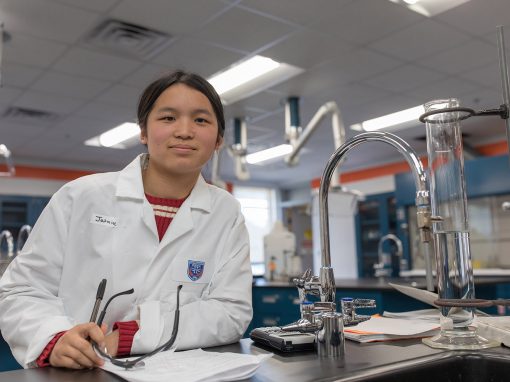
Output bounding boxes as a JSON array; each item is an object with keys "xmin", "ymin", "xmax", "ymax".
[
  {"xmin": 97, "ymin": 288, "xmax": 135, "ymax": 326},
  {"xmin": 163, "ymin": 284, "xmax": 183, "ymax": 351}
]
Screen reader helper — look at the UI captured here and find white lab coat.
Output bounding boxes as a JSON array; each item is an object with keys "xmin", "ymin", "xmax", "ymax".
[{"xmin": 0, "ymin": 154, "xmax": 253, "ymax": 368}]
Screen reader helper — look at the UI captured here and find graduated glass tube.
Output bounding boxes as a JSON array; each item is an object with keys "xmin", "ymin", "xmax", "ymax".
[{"xmin": 421, "ymin": 99, "xmax": 498, "ymax": 349}]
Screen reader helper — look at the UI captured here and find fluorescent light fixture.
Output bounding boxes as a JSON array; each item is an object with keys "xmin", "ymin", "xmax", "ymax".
[
  {"xmin": 84, "ymin": 122, "xmax": 140, "ymax": 149},
  {"xmin": 208, "ymin": 55, "xmax": 304, "ymax": 105},
  {"xmin": 209, "ymin": 56, "xmax": 280, "ymax": 94},
  {"xmin": 246, "ymin": 144, "xmax": 293, "ymax": 165},
  {"xmin": 351, "ymin": 105, "xmax": 424, "ymax": 132},
  {"xmin": 388, "ymin": 0, "xmax": 471, "ymax": 17}
]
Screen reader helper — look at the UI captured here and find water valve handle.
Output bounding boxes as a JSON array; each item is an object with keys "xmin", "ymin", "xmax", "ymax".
[{"xmin": 341, "ymin": 297, "xmax": 376, "ymax": 327}]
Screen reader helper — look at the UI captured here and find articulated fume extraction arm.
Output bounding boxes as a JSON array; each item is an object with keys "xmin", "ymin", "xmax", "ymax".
[
  {"xmin": 0, "ymin": 144, "xmax": 14, "ymax": 177},
  {"xmin": 284, "ymin": 98, "xmax": 346, "ymax": 189}
]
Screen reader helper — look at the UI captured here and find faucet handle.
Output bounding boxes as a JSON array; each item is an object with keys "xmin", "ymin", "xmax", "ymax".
[{"xmin": 340, "ymin": 297, "xmax": 376, "ymax": 326}]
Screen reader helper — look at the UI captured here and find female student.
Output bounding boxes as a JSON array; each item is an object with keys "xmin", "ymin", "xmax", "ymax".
[{"xmin": 0, "ymin": 70, "xmax": 253, "ymax": 369}]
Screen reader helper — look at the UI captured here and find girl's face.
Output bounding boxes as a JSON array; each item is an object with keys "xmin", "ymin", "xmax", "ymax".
[{"xmin": 141, "ymin": 83, "xmax": 222, "ymax": 178}]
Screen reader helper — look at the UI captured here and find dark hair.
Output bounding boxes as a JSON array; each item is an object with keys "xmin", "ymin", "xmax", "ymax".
[{"xmin": 137, "ymin": 70, "xmax": 225, "ymax": 137}]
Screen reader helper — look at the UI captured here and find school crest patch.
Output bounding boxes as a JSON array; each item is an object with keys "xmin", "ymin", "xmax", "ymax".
[{"xmin": 187, "ymin": 260, "xmax": 205, "ymax": 281}]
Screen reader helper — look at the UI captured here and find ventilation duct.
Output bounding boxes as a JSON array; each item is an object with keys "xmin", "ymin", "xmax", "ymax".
[{"xmin": 84, "ymin": 19, "xmax": 173, "ymax": 59}]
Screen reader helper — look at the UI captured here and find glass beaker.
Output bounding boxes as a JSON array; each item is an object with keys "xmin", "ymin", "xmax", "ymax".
[{"xmin": 422, "ymin": 98, "xmax": 498, "ymax": 349}]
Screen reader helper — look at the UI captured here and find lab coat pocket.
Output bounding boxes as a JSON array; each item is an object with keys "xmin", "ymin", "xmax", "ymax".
[{"xmin": 169, "ymin": 257, "xmax": 213, "ymax": 298}]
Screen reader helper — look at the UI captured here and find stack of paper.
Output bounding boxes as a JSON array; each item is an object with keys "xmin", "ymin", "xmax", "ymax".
[
  {"xmin": 344, "ymin": 316, "xmax": 440, "ymax": 343},
  {"xmin": 101, "ymin": 349, "xmax": 272, "ymax": 382},
  {"xmin": 476, "ymin": 316, "xmax": 510, "ymax": 347}
]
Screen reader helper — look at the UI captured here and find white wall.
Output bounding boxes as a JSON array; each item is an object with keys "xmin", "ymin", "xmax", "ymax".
[{"xmin": 0, "ymin": 177, "xmax": 67, "ymax": 197}]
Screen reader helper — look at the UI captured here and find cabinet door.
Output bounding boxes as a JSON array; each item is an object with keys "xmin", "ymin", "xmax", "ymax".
[{"xmin": 355, "ymin": 193, "xmax": 397, "ymax": 277}]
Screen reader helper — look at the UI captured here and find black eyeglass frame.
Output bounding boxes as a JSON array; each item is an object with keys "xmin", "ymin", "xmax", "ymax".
[{"xmin": 91, "ymin": 284, "xmax": 183, "ymax": 369}]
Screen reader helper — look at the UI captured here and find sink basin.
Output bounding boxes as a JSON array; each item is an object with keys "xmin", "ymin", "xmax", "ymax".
[{"xmin": 357, "ymin": 353, "xmax": 510, "ymax": 382}]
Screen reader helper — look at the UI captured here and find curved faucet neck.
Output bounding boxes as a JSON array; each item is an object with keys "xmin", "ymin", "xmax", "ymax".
[{"xmin": 319, "ymin": 132, "xmax": 429, "ymax": 271}]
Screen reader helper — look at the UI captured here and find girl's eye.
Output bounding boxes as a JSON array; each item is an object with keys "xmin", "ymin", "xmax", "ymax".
[
  {"xmin": 160, "ymin": 116, "xmax": 175, "ymax": 121},
  {"xmin": 195, "ymin": 118, "xmax": 209, "ymax": 124}
]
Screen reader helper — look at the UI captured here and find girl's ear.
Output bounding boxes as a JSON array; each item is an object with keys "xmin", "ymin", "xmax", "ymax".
[
  {"xmin": 215, "ymin": 135, "xmax": 224, "ymax": 150},
  {"xmin": 140, "ymin": 129, "xmax": 147, "ymax": 144}
]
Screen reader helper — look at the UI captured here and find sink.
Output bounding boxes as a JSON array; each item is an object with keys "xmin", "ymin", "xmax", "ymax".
[{"xmin": 356, "ymin": 353, "xmax": 510, "ymax": 382}]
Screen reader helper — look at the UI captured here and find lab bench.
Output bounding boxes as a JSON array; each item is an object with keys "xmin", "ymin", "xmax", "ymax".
[
  {"xmin": 2, "ymin": 276, "xmax": 510, "ymax": 373},
  {"xmin": 247, "ymin": 276, "xmax": 510, "ymax": 334},
  {"xmin": 2, "ymin": 338, "xmax": 510, "ymax": 381}
]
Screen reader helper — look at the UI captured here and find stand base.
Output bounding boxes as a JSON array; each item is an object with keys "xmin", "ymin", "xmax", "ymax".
[{"xmin": 422, "ymin": 327, "xmax": 500, "ymax": 350}]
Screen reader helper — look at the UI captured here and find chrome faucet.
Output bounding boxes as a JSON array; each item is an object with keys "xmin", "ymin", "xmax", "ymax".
[
  {"xmin": 282, "ymin": 131, "xmax": 432, "ymax": 358},
  {"xmin": 0, "ymin": 230, "xmax": 14, "ymax": 275},
  {"xmin": 16, "ymin": 224, "xmax": 32, "ymax": 255},
  {"xmin": 374, "ymin": 234, "xmax": 404, "ymax": 278}
]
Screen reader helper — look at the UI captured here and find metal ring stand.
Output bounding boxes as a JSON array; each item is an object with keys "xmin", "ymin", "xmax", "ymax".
[{"xmin": 419, "ymin": 104, "xmax": 509, "ymax": 124}]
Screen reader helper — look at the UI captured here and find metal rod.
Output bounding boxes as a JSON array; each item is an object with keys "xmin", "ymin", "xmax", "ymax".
[{"xmin": 496, "ymin": 26, "xmax": 510, "ymax": 158}]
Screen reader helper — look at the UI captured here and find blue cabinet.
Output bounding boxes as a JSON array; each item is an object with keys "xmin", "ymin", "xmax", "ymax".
[
  {"xmin": 355, "ymin": 193, "xmax": 397, "ymax": 277},
  {"xmin": 0, "ymin": 195, "xmax": 49, "ymax": 252}
]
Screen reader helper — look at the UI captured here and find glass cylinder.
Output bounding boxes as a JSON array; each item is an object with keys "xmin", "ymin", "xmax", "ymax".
[{"xmin": 422, "ymin": 98, "xmax": 497, "ymax": 349}]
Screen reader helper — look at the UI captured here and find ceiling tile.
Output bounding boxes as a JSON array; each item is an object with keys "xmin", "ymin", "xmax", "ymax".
[
  {"xmin": 419, "ymin": 39, "xmax": 497, "ymax": 75},
  {"xmin": 258, "ymin": 29, "xmax": 354, "ymax": 70},
  {"xmin": 349, "ymin": 94, "xmax": 422, "ymax": 124},
  {"xmin": 14, "ymin": 90, "xmax": 84, "ymax": 115},
  {"xmin": 31, "ymin": 71, "xmax": 113, "ymax": 100},
  {"xmin": 120, "ymin": 63, "xmax": 171, "ymax": 88},
  {"xmin": 151, "ymin": 38, "xmax": 244, "ymax": 78},
  {"xmin": 239, "ymin": 0, "xmax": 353, "ymax": 26},
  {"xmin": 52, "ymin": 47, "xmax": 142, "ymax": 81},
  {"xmin": 0, "ymin": 119, "xmax": 50, "ymax": 142},
  {"xmin": 0, "ymin": 87, "xmax": 23, "ymax": 104},
  {"xmin": 96, "ymin": 84, "xmax": 141, "ymax": 109},
  {"xmin": 2, "ymin": 63, "xmax": 43, "ymax": 88},
  {"xmin": 227, "ymin": 90, "xmax": 284, "ymax": 115},
  {"xmin": 460, "ymin": 88, "xmax": 503, "ymax": 110},
  {"xmin": 369, "ymin": 19, "xmax": 470, "ymax": 62},
  {"xmin": 362, "ymin": 64, "xmax": 445, "ymax": 93},
  {"xmin": 49, "ymin": 115, "xmax": 120, "ymax": 141},
  {"xmin": 49, "ymin": 0, "xmax": 120, "ymax": 12},
  {"xmin": 74, "ymin": 101, "xmax": 136, "ymax": 124},
  {"xmin": 192, "ymin": 7, "xmax": 295, "ymax": 52},
  {"xmin": 0, "ymin": 0, "xmax": 100, "ymax": 43},
  {"xmin": 436, "ymin": 0, "xmax": 510, "ymax": 37},
  {"xmin": 458, "ymin": 62, "xmax": 501, "ymax": 88},
  {"xmin": 309, "ymin": 0, "xmax": 424, "ymax": 45},
  {"xmin": 404, "ymin": 76, "xmax": 481, "ymax": 104},
  {"xmin": 110, "ymin": 0, "xmax": 227, "ymax": 35},
  {"xmin": 3, "ymin": 33, "xmax": 68, "ymax": 69}
]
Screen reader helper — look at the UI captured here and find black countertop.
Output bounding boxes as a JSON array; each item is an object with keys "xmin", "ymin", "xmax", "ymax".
[
  {"xmin": 253, "ymin": 276, "xmax": 510, "ymax": 290},
  {"xmin": 2, "ymin": 338, "xmax": 510, "ymax": 381}
]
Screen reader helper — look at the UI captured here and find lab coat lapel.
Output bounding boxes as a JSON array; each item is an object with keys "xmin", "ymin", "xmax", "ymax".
[
  {"xmin": 158, "ymin": 175, "xmax": 212, "ymax": 250},
  {"xmin": 116, "ymin": 154, "xmax": 158, "ymax": 240}
]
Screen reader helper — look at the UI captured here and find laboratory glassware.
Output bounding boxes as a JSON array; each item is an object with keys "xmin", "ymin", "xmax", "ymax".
[{"xmin": 421, "ymin": 98, "xmax": 499, "ymax": 350}]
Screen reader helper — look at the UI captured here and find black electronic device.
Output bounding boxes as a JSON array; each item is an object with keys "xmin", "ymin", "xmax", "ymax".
[{"xmin": 250, "ymin": 326, "xmax": 315, "ymax": 352}]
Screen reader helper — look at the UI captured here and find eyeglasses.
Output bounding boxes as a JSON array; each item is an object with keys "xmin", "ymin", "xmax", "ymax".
[{"xmin": 89, "ymin": 279, "xmax": 182, "ymax": 369}]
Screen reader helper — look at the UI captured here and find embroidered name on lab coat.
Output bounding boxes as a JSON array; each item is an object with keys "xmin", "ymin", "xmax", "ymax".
[{"xmin": 90, "ymin": 213, "xmax": 118, "ymax": 228}]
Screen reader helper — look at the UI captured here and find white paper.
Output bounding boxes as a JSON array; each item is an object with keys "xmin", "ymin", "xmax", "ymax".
[
  {"xmin": 383, "ymin": 309, "xmax": 440, "ymax": 322},
  {"xmin": 388, "ymin": 282, "xmax": 439, "ymax": 308},
  {"xmin": 345, "ymin": 316, "xmax": 439, "ymax": 336},
  {"xmin": 101, "ymin": 349, "xmax": 272, "ymax": 382}
]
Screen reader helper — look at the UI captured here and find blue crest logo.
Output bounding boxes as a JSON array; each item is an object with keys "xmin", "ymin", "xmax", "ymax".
[{"xmin": 187, "ymin": 260, "xmax": 205, "ymax": 281}]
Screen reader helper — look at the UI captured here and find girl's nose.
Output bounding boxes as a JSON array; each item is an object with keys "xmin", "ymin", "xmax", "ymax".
[{"xmin": 174, "ymin": 118, "xmax": 194, "ymax": 138}]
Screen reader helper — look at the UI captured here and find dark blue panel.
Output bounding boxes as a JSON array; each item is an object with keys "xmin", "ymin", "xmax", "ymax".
[
  {"xmin": 0, "ymin": 332, "xmax": 21, "ymax": 371},
  {"xmin": 396, "ymin": 154, "xmax": 510, "ymax": 206}
]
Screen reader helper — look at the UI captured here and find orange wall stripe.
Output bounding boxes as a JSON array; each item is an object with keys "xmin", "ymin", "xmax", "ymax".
[
  {"xmin": 0, "ymin": 165, "xmax": 95, "ymax": 181},
  {"xmin": 310, "ymin": 139, "xmax": 508, "ymax": 189},
  {"xmin": 0, "ymin": 140, "xmax": 507, "ymax": 184}
]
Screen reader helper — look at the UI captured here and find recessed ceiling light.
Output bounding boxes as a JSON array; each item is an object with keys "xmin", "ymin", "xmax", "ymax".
[
  {"xmin": 85, "ymin": 122, "xmax": 140, "ymax": 149},
  {"xmin": 351, "ymin": 105, "xmax": 424, "ymax": 132},
  {"xmin": 389, "ymin": 0, "xmax": 471, "ymax": 17},
  {"xmin": 208, "ymin": 55, "xmax": 304, "ymax": 105},
  {"xmin": 246, "ymin": 144, "xmax": 293, "ymax": 165}
]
